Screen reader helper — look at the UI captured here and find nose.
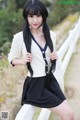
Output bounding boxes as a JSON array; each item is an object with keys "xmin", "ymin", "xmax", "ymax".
[{"xmin": 33, "ymin": 16, "xmax": 37, "ymax": 23}]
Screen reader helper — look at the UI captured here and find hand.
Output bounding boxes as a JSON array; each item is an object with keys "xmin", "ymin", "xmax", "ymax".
[
  {"xmin": 22, "ymin": 52, "xmax": 32, "ymax": 65},
  {"xmin": 50, "ymin": 51, "xmax": 58, "ymax": 60}
]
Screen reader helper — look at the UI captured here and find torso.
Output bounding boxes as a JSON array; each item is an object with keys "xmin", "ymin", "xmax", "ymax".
[
  {"xmin": 21, "ymin": 31, "xmax": 56, "ymax": 77},
  {"xmin": 31, "ymin": 34, "xmax": 46, "ymax": 49},
  {"xmin": 8, "ymin": 30, "xmax": 56, "ymax": 77}
]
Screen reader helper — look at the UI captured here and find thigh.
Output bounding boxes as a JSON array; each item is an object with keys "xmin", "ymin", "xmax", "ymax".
[{"xmin": 49, "ymin": 100, "xmax": 73, "ymax": 118}]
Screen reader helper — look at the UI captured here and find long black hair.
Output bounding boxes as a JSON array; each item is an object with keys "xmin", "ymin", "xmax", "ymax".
[{"xmin": 23, "ymin": 0, "xmax": 56, "ymax": 77}]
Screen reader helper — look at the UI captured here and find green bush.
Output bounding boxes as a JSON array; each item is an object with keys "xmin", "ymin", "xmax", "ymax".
[
  {"xmin": 0, "ymin": 9, "xmax": 24, "ymax": 47},
  {"xmin": 0, "ymin": 0, "xmax": 80, "ymax": 55},
  {"xmin": 2, "ymin": 42, "xmax": 11, "ymax": 55},
  {"xmin": 47, "ymin": 0, "xmax": 80, "ymax": 27}
]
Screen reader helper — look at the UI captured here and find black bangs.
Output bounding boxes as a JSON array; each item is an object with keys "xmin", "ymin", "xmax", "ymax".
[
  {"xmin": 23, "ymin": 0, "xmax": 48, "ymax": 22},
  {"xmin": 27, "ymin": 4, "xmax": 42, "ymax": 16},
  {"xmin": 23, "ymin": 4, "xmax": 43, "ymax": 20}
]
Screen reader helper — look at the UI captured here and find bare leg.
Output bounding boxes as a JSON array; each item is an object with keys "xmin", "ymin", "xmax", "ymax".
[{"xmin": 49, "ymin": 100, "xmax": 74, "ymax": 120}]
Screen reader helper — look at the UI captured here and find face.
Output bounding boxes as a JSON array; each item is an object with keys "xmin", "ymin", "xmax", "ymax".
[{"xmin": 27, "ymin": 14, "xmax": 43, "ymax": 30}]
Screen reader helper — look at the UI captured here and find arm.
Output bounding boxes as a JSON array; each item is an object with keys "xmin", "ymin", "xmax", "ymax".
[
  {"xmin": 8, "ymin": 32, "xmax": 32, "ymax": 66},
  {"xmin": 50, "ymin": 31, "xmax": 58, "ymax": 60},
  {"xmin": 50, "ymin": 30, "xmax": 56, "ymax": 50},
  {"xmin": 8, "ymin": 33, "xmax": 32, "ymax": 66},
  {"xmin": 11, "ymin": 53, "xmax": 32, "ymax": 66},
  {"xmin": 8, "ymin": 33, "xmax": 22, "ymax": 66}
]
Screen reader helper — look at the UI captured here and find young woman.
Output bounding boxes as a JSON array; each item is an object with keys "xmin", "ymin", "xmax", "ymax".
[{"xmin": 8, "ymin": 0, "xmax": 74, "ymax": 120}]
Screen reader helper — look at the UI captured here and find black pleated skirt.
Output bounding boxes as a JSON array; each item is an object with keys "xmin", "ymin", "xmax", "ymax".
[{"xmin": 21, "ymin": 73, "xmax": 66, "ymax": 108}]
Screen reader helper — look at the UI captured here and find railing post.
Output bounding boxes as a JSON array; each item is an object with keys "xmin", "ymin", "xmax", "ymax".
[
  {"xmin": 54, "ymin": 58, "xmax": 64, "ymax": 92},
  {"xmin": 15, "ymin": 104, "xmax": 36, "ymax": 120},
  {"xmin": 38, "ymin": 108, "xmax": 51, "ymax": 120}
]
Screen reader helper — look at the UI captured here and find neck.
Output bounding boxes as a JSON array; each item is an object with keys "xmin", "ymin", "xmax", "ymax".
[{"xmin": 30, "ymin": 27, "xmax": 44, "ymax": 37}]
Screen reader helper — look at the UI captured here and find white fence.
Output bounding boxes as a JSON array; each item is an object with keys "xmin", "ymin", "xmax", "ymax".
[{"xmin": 15, "ymin": 17, "xmax": 80, "ymax": 120}]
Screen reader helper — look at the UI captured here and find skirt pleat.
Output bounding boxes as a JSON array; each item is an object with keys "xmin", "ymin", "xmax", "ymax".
[{"xmin": 21, "ymin": 73, "xmax": 66, "ymax": 108}]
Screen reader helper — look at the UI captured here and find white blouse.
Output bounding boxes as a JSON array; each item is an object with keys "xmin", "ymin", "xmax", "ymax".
[{"xmin": 8, "ymin": 31, "xmax": 56, "ymax": 77}]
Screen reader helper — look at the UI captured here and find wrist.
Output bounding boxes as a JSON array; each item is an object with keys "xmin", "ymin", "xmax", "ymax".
[{"xmin": 11, "ymin": 58, "xmax": 25, "ymax": 66}]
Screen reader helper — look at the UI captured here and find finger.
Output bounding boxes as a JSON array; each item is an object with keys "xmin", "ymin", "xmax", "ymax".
[
  {"xmin": 27, "ymin": 55, "xmax": 32, "ymax": 59},
  {"xmin": 52, "ymin": 53, "xmax": 57, "ymax": 58},
  {"xmin": 26, "ymin": 54, "xmax": 32, "ymax": 58},
  {"xmin": 26, "ymin": 57, "xmax": 32, "ymax": 62},
  {"xmin": 26, "ymin": 53, "xmax": 32, "ymax": 56},
  {"xmin": 50, "ymin": 55, "xmax": 57, "ymax": 60}
]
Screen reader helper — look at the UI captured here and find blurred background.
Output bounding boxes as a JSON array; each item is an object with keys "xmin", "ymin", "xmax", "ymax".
[
  {"xmin": 0, "ymin": 0, "xmax": 80, "ymax": 55},
  {"xmin": 0, "ymin": 0, "xmax": 80, "ymax": 120}
]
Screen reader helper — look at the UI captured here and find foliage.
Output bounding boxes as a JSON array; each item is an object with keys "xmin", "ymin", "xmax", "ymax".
[
  {"xmin": 2, "ymin": 42, "xmax": 11, "ymax": 54},
  {"xmin": 0, "ymin": 0, "xmax": 80, "ymax": 55},
  {"xmin": 48, "ymin": 0, "xmax": 80, "ymax": 27},
  {"xmin": 0, "ymin": 9, "xmax": 24, "ymax": 50},
  {"xmin": 15, "ymin": 0, "xmax": 28, "ymax": 9}
]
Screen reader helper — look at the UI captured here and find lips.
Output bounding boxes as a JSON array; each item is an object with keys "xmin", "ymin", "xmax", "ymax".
[{"xmin": 33, "ymin": 24, "xmax": 38, "ymax": 26}]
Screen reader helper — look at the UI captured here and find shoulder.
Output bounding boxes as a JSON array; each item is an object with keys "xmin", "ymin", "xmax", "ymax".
[
  {"xmin": 11, "ymin": 31, "xmax": 23, "ymax": 48},
  {"xmin": 50, "ymin": 30, "xmax": 56, "ymax": 39},
  {"xmin": 50, "ymin": 30, "xmax": 56, "ymax": 48},
  {"xmin": 13, "ymin": 31, "xmax": 23, "ymax": 38},
  {"xmin": 12, "ymin": 31, "xmax": 23, "ymax": 44}
]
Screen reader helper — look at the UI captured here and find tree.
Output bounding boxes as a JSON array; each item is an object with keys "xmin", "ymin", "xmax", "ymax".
[
  {"xmin": 0, "ymin": 0, "xmax": 7, "ymax": 9},
  {"xmin": 15, "ymin": 0, "xmax": 28, "ymax": 9}
]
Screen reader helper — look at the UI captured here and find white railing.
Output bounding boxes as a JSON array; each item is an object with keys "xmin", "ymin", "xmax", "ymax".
[{"xmin": 15, "ymin": 17, "xmax": 80, "ymax": 120}]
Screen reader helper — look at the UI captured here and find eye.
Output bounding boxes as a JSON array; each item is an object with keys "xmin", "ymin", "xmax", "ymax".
[
  {"xmin": 37, "ymin": 14, "xmax": 41, "ymax": 17},
  {"xmin": 28, "ymin": 15, "xmax": 33, "ymax": 18}
]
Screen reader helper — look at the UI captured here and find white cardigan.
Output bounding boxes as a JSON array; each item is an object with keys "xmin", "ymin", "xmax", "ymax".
[{"xmin": 8, "ymin": 31, "xmax": 56, "ymax": 77}]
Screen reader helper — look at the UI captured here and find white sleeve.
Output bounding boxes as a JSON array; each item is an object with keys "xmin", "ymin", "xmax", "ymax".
[
  {"xmin": 8, "ymin": 33, "xmax": 22, "ymax": 63},
  {"xmin": 50, "ymin": 31, "xmax": 56, "ymax": 51}
]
